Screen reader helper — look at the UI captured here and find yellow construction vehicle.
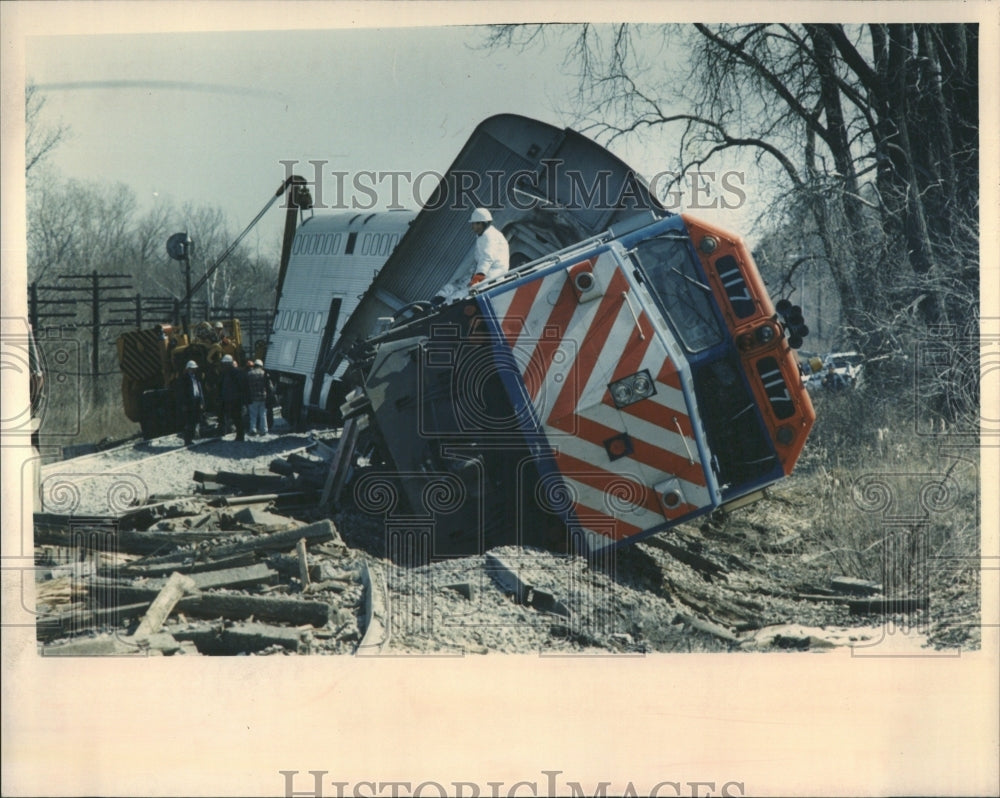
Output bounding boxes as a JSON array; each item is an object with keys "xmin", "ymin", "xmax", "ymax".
[
  {"xmin": 115, "ymin": 176, "xmax": 310, "ymax": 438},
  {"xmin": 117, "ymin": 319, "xmax": 246, "ymax": 438}
]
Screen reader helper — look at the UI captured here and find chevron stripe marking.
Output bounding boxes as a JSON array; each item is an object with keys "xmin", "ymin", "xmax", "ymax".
[
  {"xmin": 521, "ymin": 278, "xmax": 579, "ymax": 401},
  {"xmin": 655, "ymin": 355, "xmax": 684, "ymax": 393},
  {"xmin": 549, "ymin": 412, "xmax": 707, "ymax": 488},
  {"xmin": 553, "ymin": 450, "xmax": 662, "ymax": 515},
  {"xmin": 545, "ymin": 268, "xmax": 632, "ymax": 422},
  {"xmin": 614, "ymin": 388, "xmax": 697, "ymax": 441},
  {"xmin": 498, "ymin": 277, "xmax": 546, "ymax": 349},
  {"xmin": 604, "ymin": 311, "xmax": 655, "ymax": 383}
]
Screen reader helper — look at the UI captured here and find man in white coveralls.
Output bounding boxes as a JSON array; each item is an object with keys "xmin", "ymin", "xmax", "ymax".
[{"xmin": 466, "ymin": 207, "xmax": 510, "ymax": 287}]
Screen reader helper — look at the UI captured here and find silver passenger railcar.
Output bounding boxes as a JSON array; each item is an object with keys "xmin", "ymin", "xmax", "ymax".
[{"xmin": 267, "ymin": 210, "xmax": 415, "ymax": 421}]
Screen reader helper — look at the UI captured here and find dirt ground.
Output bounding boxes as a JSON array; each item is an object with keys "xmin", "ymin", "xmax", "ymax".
[
  {"xmin": 335, "ymin": 465, "xmax": 979, "ymax": 656},
  {"xmin": 34, "ymin": 415, "xmax": 981, "ymax": 656}
]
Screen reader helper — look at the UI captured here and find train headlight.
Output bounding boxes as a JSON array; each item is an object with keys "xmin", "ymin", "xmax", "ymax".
[
  {"xmin": 756, "ymin": 324, "xmax": 776, "ymax": 344},
  {"xmin": 662, "ymin": 490, "xmax": 682, "ymax": 508},
  {"xmin": 608, "ymin": 369, "xmax": 657, "ymax": 408},
  {"xmin": 611, "ymin": 382, "xmax": 634, "ymax": 406},
  {"xmin": 574, "ymin": 271, "xmax": 595, "ymax": 292},
  {"xmin": 632, "ymin": 373, "xmax": 652, "ymax": 396},
  {"xmin": 699, "ymin": 236, "xmax": 718, "ymax": 254},
  {"xmin": 655, "ymin": 477, "xmax": 687, "ymax": 517},
  {"xmin": 567, "ymin": 262, "xmax": 604, "ymax": 303}
]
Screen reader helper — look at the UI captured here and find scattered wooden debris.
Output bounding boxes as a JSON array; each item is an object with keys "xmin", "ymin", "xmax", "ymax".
[
  {"xmin": 97, "ymin": 585, "xmax": 334, "ymax": 627},
  {"xmin": 172, "ymin": 621, "xmax": 311, "ymax": 655},
  {"xmin": 643, "ymin": 534, "xmax": 730, "ymax": 581},
  {"xmin": 41, "ymin": 634, "xmax": 142, "ymax": 657},
  {"xmin": 194, "ymin": 470, "xmax": 292, "ymax": 493},
  {"xmin": 795, "ymin": 590, "xmax": 928, "ymax": 615},
  {"xmin": 485, "ymin": 553, "xmax": 571, "ymax": 618},
  {"xmin": 672, "ymin": 612, "xmax": 740, "ymax": 644},
  {"xmin": 231, "ymin": 506, "xmax": 301, "ymax": 532},
  {"xmin": 192, "ymin": 519, "xmax": 340, "ymax": 560},
  {"xmin": 321, "ymin": 414, "xmax": 365, "ymax": 507},
  {"xmin": 133, "ymin": 572, "xmax": 197, "ymax": 639},
  {"xmin": 444, "ymin": 582, "xmax": 474, "ymax": 600},
  {"xmin": 37, "ymin": 602, "xmax": 151, "ymax": 642},
  {"xmin": 34, "ymin": 525, "xmax": 227, "ymax": 557},
  {"xmin": 760, "ymin": 532, "xmax": 802, "ymax": 554},
  {"xmin": 34, "ymin": 483, "xmax": 363, "ymax": 655},
  {"xmin": 830, "ymin": 576, "xmax": 883, "ymax": 596},
  {"xmin": 848, "ymin": 596, "xmax": 929, "ymax": 615},
  {"xmin": 120, "ymin": 552, "xmax": 259, "ymax": 579},
  {"xmin": 296, "ymin": 538, "xmax": 311, "ymax": 587}
]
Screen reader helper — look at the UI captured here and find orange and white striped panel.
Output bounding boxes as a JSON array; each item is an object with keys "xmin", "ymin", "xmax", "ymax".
[{"xmin": 488, "ymin": 251, "xmax": 714, "ymax": 549}]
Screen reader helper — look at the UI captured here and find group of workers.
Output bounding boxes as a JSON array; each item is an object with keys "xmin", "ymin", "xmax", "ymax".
[
  {"xmin": 175, "ymin": 207, "xmax": 507, "ymax": 446},
  {"xmin": 175, "ymin": 353, "xmax": 275, "ymax": 446}
]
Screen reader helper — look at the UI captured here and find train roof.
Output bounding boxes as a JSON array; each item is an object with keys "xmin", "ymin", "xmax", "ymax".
[
  {"xmin": 295, "ymin": 209, "xmax": 417, "ymax": 235},
  {"xmin": 331, "ymin": 113, "xmax": 668, "ymax": 364}
]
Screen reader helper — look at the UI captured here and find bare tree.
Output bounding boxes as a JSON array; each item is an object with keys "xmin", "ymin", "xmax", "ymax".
[
  {"xmin": 25, "ymin": 82, "xmax": 69, "ymax": 178},
  {"xmin": 485, "ymin": 23, "xmax": 979, "ymax": 421},
  {"xmin": 28, "ymin": 177, "xmax": 278, "ymax": 314}
]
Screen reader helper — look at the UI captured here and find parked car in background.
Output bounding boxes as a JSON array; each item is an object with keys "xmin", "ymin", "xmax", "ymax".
[
  {"xmin": 802, "ymin": 350, "xmax": 864, "ymax": 392},
  {"xmin": 825, "ymin": 351, "xmax": 864, "ymax": 384}
]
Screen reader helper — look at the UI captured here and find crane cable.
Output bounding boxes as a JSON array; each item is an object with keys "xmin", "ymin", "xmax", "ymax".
[{"xmin": 183, "ymin": 180, "xmax": 291, "ymax": 304}]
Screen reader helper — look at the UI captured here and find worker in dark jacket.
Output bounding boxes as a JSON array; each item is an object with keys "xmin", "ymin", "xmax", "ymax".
[
  {"xmin": 218, "ymin": 354, "xmax": 248, "ymax": 441},
  {"xmin": 176, "ymin": 360, "xmax": 205, "ymax": 446}
]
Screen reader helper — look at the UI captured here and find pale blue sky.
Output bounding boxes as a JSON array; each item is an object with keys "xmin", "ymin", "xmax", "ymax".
[
  {"xmin": 28, "ymin": 27, "xmax": 600, "ymax": 250},
  {"xmin": 25, "ymin": 24, "xmax": 761, "ymax": 254}
]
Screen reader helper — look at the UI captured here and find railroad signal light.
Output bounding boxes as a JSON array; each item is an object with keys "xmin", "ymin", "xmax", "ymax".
[
  {"xmin": 775, "ymin": 299, "xmax": 809, "ymax": 350},
  {"xmin": 166, "ymin": 232, "xmax": 192, "ymax": 262}
]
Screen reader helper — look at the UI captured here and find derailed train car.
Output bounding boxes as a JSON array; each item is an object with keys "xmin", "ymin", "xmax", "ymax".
[
  {"xmin": 268, "ymin": 114, "xmax": 663, "ymax": 421},
  {"xmin": 267, "ymin": 113, "xmax": 814, "ymax": 556},
  {"xmin": 345, "ymin": 211, "xmax": 815, "ymax": 556}
]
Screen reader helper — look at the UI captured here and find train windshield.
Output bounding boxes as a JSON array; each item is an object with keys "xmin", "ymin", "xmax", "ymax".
[{"xmin": 631, "ymin": 235, "xmax": 724, "ymax": 353}]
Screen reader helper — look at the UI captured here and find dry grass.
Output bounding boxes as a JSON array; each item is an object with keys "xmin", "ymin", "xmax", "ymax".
[
  {"xmin": 762, "ymin": 389, "xmax": 982, "ymax": 647},
  {"xmin": 34, "ymin": 370, "xmax": 138, "ymax": 461}
]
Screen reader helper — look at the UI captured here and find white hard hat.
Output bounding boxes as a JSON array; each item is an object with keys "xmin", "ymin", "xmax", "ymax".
[
  {"xmin": 470, "ymin": 208, "xmax": 492, "ymax": 223},
  {"xmin": 185, "ymin": 360, "xmax": 198, "ymax": 370},
  {"xmin": 221, "ymin": 354, "xmax": 234, "ymax": 364},
  {"xmin": 254, "ymin": 359, "xmax": 263, "ymax": 367},
  {"xmin": 214, "ymin": 321, "xmax": 224, "ymax": 329}
]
